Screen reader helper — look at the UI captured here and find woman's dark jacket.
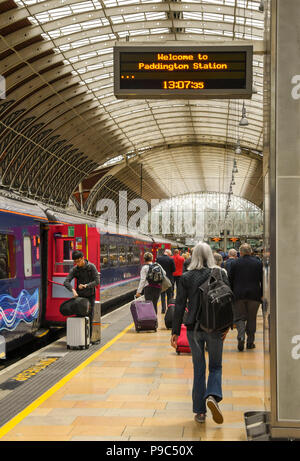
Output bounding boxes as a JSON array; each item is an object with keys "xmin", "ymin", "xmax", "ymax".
[{"xmin": 172, "ymin": 267, "xmax": 230, "ymax": 336}]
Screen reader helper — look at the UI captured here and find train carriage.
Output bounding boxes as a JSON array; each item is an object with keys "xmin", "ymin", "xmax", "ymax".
[{"xmin": 0, "ymin": 191, "xmax": 179, "ymax": 355}]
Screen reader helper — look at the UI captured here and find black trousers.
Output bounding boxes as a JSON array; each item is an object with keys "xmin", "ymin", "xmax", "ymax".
[
  {"xmin": 160, "ymin": 286, "xmax": 173, "ymax": 313},
  {"xmin": 233, "ymin": 299, "xmax": 260, "ymax": 344},
  {"xmin": 173, "ymin": 276, "xmax": 181, "ymax": 293},
  {"xmin": 84, "ymin": 295, "xmax": 95, "ymax": 339},
  {"xmin": 144, "ymin": 286, "xmax": 161, "ymax": 314}
]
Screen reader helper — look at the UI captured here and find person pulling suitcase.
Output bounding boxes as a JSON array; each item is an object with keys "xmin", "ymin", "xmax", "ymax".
[{"xmin": 64, "ymin": 250, "xmax": 100, "ymax": 343}]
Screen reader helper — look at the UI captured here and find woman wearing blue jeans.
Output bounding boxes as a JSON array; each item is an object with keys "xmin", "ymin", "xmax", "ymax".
[{"xmin": 171, "ymin": 242, "xmax": 229, "ymax": 424}]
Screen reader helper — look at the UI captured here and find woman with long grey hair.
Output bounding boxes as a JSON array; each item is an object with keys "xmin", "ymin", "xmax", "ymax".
[{"xmin": 171, "ymin": 242, "xmax": 230, "ymax": 425}]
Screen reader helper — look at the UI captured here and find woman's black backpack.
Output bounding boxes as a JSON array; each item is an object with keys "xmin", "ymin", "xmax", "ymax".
[{"xmin": 196, "ymin": 268, "xmax": 234, "ymax": 333}]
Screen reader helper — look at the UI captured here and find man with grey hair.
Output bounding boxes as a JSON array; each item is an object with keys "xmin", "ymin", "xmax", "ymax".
[
  {"xmin": 224, "ymin": 248, "xmax": 238, "ymax": 275},
  {"xmin": 228, "ymin": 244, "xmax": 263, "ymax": 351}
]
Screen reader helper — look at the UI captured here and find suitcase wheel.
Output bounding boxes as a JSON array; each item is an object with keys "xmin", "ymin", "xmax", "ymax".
[{"xmin": 176, "ymin": 351, "xmax": 180, "ymax": 355}]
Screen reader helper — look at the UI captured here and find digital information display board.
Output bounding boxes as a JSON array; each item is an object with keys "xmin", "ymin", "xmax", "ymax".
[{"xmin": 114, "ymin": 45, "xmax": 253, "ymax": 99}]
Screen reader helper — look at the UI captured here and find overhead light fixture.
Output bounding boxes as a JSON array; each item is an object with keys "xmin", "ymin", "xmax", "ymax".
[
  {"xmin": 239, "ymin": 102, "xmax": 249, "ymax": 126},
  {"xmin": 235, "ymin": 140, "xmax": 242, "ymax": 155}
]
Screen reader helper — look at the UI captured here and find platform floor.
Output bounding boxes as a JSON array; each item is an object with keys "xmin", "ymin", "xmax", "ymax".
[{"xmin": 0, "ymin": 306, "xmax": 265, "ymax": 441}]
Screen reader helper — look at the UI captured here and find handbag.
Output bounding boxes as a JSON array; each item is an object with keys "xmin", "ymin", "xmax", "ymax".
[{"xmin": 161, "ymin": 275, "xmax": 172, "ymax": 293}]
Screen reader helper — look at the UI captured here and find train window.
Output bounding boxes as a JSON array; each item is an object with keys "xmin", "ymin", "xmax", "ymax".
[
  {"xmin": 24, "ymin": 236, "xmax": 32, "ymax": 277},
  {"xmin": 133, "ymin": 247, "xmax": 140, "ymax": 264},
  {"xmin": 31, "ymin": 235, "xmax": 40, "ymax": 275},
  {"xmin": 0, "ymin": 234, "xmax": 16, "ymax": 279},
  {"xmin": 109, "ymin": 245, "xmax": 118, "ymax": 266},
  {"xmin": 54, "ymin": 239, "xmax": 74, "ymax": 274},
  {"xmin": 119, "ymin": 246, "xmax": 126, "ymax": 265},
  {"xmin": 127, "ymin": 246, "xmax": 133, "ymax": 264},
  {"xmin": 100, "ymin": 244, "xmax": 108, "ymax": 268}
]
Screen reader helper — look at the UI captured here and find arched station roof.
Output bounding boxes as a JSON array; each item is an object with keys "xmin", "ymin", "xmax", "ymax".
[{"xmin": 0, "ymin": 0, "xmax": 264, "ymax": 210}]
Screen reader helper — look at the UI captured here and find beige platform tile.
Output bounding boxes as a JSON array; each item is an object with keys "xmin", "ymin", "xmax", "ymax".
[
  {"xmin": 61, "ymin": 385, "xmax": 110, "ymax": 394},
  {"xmin": 224, "ymin": 397, "xmax": 264, "ymax": 406},
  {"xmin": 69, "ymin": 425, "xmax": 126, "ymax": 437},
  {"xmin": 104, "ymin": 408, "xmax": 155, "ymax": 417},
  {"xmin": 19, "ymin": 415, "xmax": 76, "ymax": 426},
  {"xmin": 121, "ymin": 401, "xmax": 166, "ymax": 410},
  {"xmin": 70, "ymin": 435, "xmax": 130, "ymax": 441},
  {"xmin": 106, "ymin": 394, "xmax": 159, "ymax": 402},
  {"xmin": 97, "ymin": 351, "xmax": 133, "ymax": 359},
  {"xmin": 232, "ymin": 390, "xmax": 264, "ymax": 398},
  {"xmin": 125, "ymin": 367, "xmax": 155, "ymax": 374},
  {"xmin": 155, "ymin": 395, "xmax": 192, "ymax": 403},
  {"xmin": 74, "ymin": 401, "xmax": 123, "ymax": 409},
  {"xmin": 121, "ymin": 377, "xmax": 155, "ymax": 384},
  {"xmin": 183, "ymin": 426, "xmax": 246, "ymax": 441},
  {"xmin": 89, "ymin": 361, "xmax": 132, "ymax": 367},
  {"xmin": 153, "ymin": 409, "xmax": 194, "ymax": 418},
  {"xmin": 74, "ymin": 377, "xmax": 121, "ymax": 387},
  {"xmin": 161, "ymin": 373, "xmax": 188, "ymax": 379},
  {"xmin": 223, "ymin": 384, "xmax": 264, "ymax": 392},
  {"xmin": 78, "ymin": 367, "xmax": 127, "ymax": 377},
  {"xmin": 157, "ymin": 384, "xmax": 192, "ymax": 392},
  {"xmin": 3, "ymin": 425, "xmax": 73, "ymax": 438},
  {"xmin": 122, "ymin": 425, "xmax": 183, "ymax": 439},
  {"xmin": 39, "ymin": 400, "xmax": 78, "ymax": 409},
  {"xmin": 73, "ymin": 416, "xmax": 144, "ymax": 427},
  {"xmin": 30, "ymin": 408, "xmax": 52, "ymax": 416},
  {"xmin": 148, "ymin": 389, "xmax": 191, "ymax": 398},
  {"xmin": 2, "ymin": 434, "xmax": 71, "ymax": 441},
  {"xmin": 142, "ymin": 417, "xmax": 195, "ymax": 427}
]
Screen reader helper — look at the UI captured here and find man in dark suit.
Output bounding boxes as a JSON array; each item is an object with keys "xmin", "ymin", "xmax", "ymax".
[
  {"xmin": 157, "ymin": 249, "xmax": 176, "ymax": 313},
  {"xmin": 228, "ymin": 244, "xmax": 263, "ymax": 351}
]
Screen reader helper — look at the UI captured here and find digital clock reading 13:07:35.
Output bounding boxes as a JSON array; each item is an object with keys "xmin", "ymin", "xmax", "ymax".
[{"xmin": 163, "ymin": 81, "xmax": 205, "ymax": 89}]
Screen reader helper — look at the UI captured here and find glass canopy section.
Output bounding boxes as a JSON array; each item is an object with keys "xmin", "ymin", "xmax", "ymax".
[{"xmin": 140, "ymin": 192, "xmax": 263, "ymax": 242}]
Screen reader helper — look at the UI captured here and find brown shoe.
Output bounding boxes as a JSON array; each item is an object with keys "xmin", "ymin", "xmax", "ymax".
[{"xmin": 207, "ymin": 396, "xmax": 223, "ymax": 424}]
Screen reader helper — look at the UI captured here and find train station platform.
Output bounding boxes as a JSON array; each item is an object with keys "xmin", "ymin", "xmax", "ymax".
[{"xmin": 0, "ymin": 302, "xmax": 265, "ymax": 442}]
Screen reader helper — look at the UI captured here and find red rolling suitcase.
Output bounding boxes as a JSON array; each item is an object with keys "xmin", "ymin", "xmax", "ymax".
[
  {"xmin": 176, "ymin": 324, "xmax": 191, "ymax": 354},
  {"xmin": 130, "ymin": 299, "xmax": 158, "ymax": 332}
]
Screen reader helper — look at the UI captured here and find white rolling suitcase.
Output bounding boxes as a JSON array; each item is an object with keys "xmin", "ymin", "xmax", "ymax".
[{"xmin": 67, "ymin": 317, "xmax": 90, "ymax": 350}]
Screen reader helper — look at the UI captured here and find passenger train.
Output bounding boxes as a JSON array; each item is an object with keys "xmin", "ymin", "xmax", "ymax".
[{"xmin": 0, "ymin": 191, "xmax": 181, "ymax": 356}]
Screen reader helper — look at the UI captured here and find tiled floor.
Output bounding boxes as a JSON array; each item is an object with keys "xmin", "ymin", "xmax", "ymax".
[{"xmin": 0, "ymin": 311, "xmax": 265, "ymax": 441}]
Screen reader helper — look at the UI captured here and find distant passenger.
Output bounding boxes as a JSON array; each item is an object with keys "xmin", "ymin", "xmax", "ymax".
[
  {"xmin": 223, "ymin": 249, "xmax": 238, "ymax": 275},
  {"xmin": 171, "ymin": 242, "xmax": 230, "ymax": 425},
  {"xmin": 228, "ymin": 244, "xmax": 263, "ymax": 351},
  {"xmin": 173, "ymin": 249, "xmax": 185, "ymax": 293},
  {"xmin": 64, "ymin": 250, "xmax": 100, "ymax": 341},
  {"xmin": 213, "ymin": 252, "xmax": 227, "ymax": 275},
  {"xmin": 156, "ymin": 249, "xmax": 176, "ymax": 314},
  {"xmin": 136, "ymin": 252, "xmax": 165, "ymax": 314},
  {"xmin": 183, "ymin": 248, "xmax": 193, "ymax": 273}
]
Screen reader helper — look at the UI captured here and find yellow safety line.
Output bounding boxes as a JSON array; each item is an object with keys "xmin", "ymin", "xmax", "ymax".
[{"xmin": 0, "ymin": 322, "xmax": 134, "ymax": 439}]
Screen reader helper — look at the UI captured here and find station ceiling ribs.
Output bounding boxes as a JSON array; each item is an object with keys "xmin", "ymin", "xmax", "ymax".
[{"xmin": 0, "ymin": 0, "xmax": 264, "ymax": 210}]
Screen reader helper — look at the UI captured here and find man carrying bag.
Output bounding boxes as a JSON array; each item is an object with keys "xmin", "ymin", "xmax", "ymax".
[{"xmin": 64, "ymin": 250, "xmax": 100, "ymax": 342}]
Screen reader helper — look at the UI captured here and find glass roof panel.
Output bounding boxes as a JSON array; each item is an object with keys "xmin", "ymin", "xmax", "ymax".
[{"xmin": 12, "ymin": 0, "xmax": 265, "ymax": 204}]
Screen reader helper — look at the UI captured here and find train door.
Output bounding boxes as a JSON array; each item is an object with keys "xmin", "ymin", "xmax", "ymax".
[{"xmin": 46, "ymin": 224, "xmax": 100, "ymax": 324}]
